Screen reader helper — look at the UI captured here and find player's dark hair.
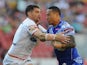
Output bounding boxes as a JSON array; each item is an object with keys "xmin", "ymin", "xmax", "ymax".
[
  {"xmin": 25, "ymin": 5, "xmax": 40, "ymax": 16},
  {"xmin": 48, "ymin": 6, "xmax": 61, "ymax": 16}
]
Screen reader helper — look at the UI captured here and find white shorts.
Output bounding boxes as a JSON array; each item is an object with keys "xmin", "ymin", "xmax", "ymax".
[{"xmin": 3, "ymin": 54, "xmax": 33, "ymax": 65}]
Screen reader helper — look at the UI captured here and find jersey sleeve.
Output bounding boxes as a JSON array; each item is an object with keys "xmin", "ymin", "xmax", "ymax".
[
  {"xmin": 38, "ymin": 25, "xmax": 47, "ymax": 33},
  {"xmin": 27, "ymin": 25, "xmax": 39, "ymax": 35},
  {"xmin": 62, "ymin": 22, "xmax": 75, "ymax": 35},
  {"xmin": 25, "ymin": 18, "xmax": 39, "ymax": 35},
  {"xmin": 27, "ymin": 25, "xmax": 47, "ymax": 35}
]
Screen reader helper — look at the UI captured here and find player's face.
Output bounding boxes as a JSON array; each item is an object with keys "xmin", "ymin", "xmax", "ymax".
[
  {"xmin": 29, "ymin": 8, "xmax": 41, "ymax": 23},
  {"xmin": 46, "ymin": 9, "xmax": 54, "ymax": 25},
  {"xmin": 46, "ymin": 9, "xmax": 60, "ymax": 25}
]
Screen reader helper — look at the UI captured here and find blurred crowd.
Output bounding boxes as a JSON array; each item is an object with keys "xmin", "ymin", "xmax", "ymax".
[{"xmin": 0, "ymin": 0, "xmax": 87, "ymax": 65}]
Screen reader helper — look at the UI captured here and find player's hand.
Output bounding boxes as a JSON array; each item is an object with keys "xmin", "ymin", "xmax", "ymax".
[
  {"xmin": 52, "ymin": 41, "xmax": 66, "ymax": 51},
  {"xmin": 56, "ymin": 33, "xmax": 70, "ymax": 44}
]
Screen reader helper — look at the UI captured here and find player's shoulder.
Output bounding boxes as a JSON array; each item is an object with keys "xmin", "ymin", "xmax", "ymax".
[
  {"xmin": 61, "ymin": 20, "xmax": 73, "ymax": 28},
  {"xmin": 62, "ymin": 20, "xmax": 70, "ymax": 26},
  {"xmin": 61, "ymin": 20, "xmax": 75, "ymax": 35},
  {"xmin": 22, "ymin": 18, "xmax": 36, "ymax": 26}
]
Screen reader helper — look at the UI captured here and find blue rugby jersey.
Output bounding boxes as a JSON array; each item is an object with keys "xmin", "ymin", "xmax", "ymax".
[{"xmin": 47, "ymin": 20, "xmax": 83, "ymax": 65}]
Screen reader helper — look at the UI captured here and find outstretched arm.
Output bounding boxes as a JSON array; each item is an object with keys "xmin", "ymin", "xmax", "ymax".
[{"xmin": 28, "ymin": 25, "xmax": 70, "ymax": 43}]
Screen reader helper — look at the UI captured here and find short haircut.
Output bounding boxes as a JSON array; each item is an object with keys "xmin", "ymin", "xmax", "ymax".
[
  {"xmin": 48, "ymin": 6, "xmax": 61, "ymax": 16},
  {"xmin": 25, "ymin": 5, "xmax": 40, "ymax": 16}
]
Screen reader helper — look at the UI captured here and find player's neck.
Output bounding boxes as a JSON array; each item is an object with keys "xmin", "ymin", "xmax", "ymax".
[
  {"xmin": 27, "ymin": 17, "xmax": 35, "ymax": 23},
  {"xmin": 28, "ymin": 17, "xmax": 33, "ymax": 21},
  {"xmin": 53, "ymin": 21, "xmax": 60, "ymax": 26}
]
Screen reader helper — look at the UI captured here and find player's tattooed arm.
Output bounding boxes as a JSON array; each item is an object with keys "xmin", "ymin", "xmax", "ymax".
[{"xmin": 28, "ymin": 25, "xmax": 70, "ymax": 43}]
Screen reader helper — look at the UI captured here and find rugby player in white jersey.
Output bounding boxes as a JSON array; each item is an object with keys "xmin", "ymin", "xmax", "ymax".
[{"xmin": 3, "ymin": 5, "xmax": 70, "ymax": 65}]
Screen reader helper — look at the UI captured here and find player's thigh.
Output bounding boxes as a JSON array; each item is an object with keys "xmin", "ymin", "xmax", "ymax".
[
  {"xmin": 22, "ymin": 58, "xmax": 33, "ymax": 65},
  {"xmin": 3, "ymin": 59, "xmax": 19, "ymax": 65},
  {"xmin": 3, "ymin": 63, "xmax": 19, "ymax": 65},
  {"xmin": 8, "ymin": 62, "xmax": 33, "ymax": 65},
  {"xmin": 23, "ymin": 62, "xmax": 33, "ymax": 65},
  {"xmin": 28, "ymin": 64, "xmax": 33, "ymax": 65},
  {"xmin": 23, "ymin": 61, "xmax": 33, "ymax": 65}
]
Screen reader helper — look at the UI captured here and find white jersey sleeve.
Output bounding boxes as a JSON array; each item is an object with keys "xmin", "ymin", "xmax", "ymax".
[
  {"xmin": 38, "ymin": 25, "xmax": 47, "ymax": 33},
  {"xmin": 23, "ymin": 18, "xmax": 38, "ymax": 35}
]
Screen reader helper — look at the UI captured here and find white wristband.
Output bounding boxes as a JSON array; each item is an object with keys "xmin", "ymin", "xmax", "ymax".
[
  {"xmin": 53, "ymin": 34, "xmax": 56, "ymax": 40},
  {"xmin": 45, "ymin": 34, "xmax": 56, "ymax": 41},
  {"xmin": 45, "ymin": 34, "xmax": 48, "ymax": 40}
]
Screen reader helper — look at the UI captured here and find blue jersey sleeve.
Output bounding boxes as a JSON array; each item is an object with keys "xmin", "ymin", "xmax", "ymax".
[{"xmin": 62, "ymin": 22, "xmax": 75, "ymax": 36}]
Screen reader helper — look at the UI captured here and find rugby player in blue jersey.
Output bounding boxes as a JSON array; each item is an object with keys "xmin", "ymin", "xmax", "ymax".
[{"xmin": 46, "ymin": 6, "xmax": 83, "ymax": 65}]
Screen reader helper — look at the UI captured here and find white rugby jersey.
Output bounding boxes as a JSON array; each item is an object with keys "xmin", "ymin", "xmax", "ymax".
[{"xmin": 7, "ymin": 18, "xmax": 41, "ymax": 59}]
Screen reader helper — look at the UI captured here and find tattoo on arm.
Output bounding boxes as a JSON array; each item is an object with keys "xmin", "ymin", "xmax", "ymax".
[{"xmin": 28, "ymin": 26, "xmax": 55, "ymax": 41}]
